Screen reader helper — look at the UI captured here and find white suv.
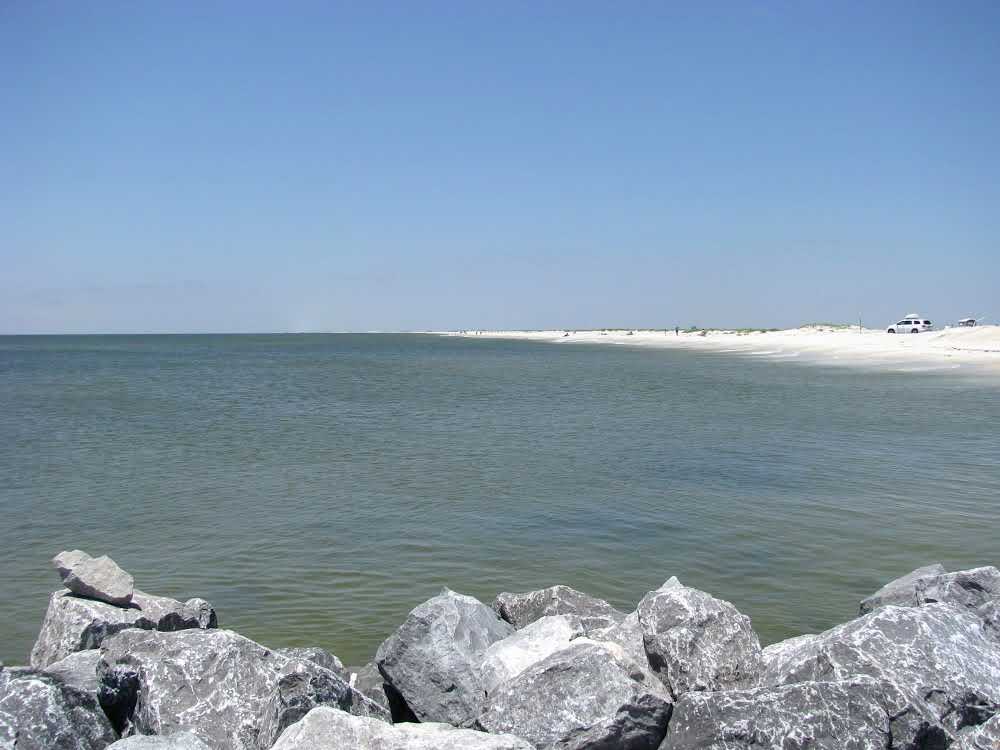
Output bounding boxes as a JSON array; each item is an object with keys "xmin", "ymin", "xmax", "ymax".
[{"xmin": 887, "ymin": 315, "xmax": 933, "ymax": 334}]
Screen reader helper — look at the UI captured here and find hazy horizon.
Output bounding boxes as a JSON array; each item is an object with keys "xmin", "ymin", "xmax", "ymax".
[{"xmin": 4, "ymin": 3, "xmax": 998, "ymax": 335}]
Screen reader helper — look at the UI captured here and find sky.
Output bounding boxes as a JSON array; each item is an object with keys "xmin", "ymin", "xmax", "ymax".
[{"xmin": 2, "ymin": 1, "xmax": 998, "ymax": 333}]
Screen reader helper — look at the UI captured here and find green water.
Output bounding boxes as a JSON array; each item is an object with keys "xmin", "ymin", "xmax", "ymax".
[{"xmin": 1, "ymin": 334, "xmax": 998, "ymax": 667}]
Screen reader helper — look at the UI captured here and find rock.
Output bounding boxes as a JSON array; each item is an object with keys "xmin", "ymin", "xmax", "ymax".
[
  {"xmin": 760, "ymin": 632, "xmax": 818, "ymax": 671},
  {"xmin": 954, "ymin": 714, "xmax": 1000, "ymax": 749},
  {"xmin": 479, "ymin": 614, "xmax": 587, "ymax": 693},
  {"xmin": 375, "ymin": 588, "xmax": 514, "ymax": 725},
  {"xmin": 637, "ymin": 577, "xmax": 762, "ymax": 697},
  {"xmin": 916, "ymin": 567, "xmax": 1000, "ymax": 610},
  {"xmin": 42, "ymin": 649, "xmax": 102, "ymax": 696},
  {"xmin": 493, "ymin": 585, "xmax": 625, "ymax": 631},
  {"xmin": 476, "ymin": 640, "xmax": 673, "ymax": 750},
  {"xmin": 30, "ymin": 589, "xmax": 217, "ymax": 668},
  {"xmin": 660, "ymin": 676, "xmax": 949, "ymax": 750},
  {"xmin": 273, "ymin": 647, "xmax": 346, "ymax": 678},
  {"xmin": 270, "ymin": 705, "xmax": 533, "ymax": 749},
  {"xmin": 97, "ymin": 628, "xmax": 385, "ymax": 750},
  {"xmin": 587, "ymin": 610, "xmax": 649, "ymax": 669},
  {"xmin": 106, "ymin": 734, "xmax": 211, "ymax": 749},
  {"xmin": 0, "ymin": 665, "xmax": 117, "ymax": 750},
  {"xmin": 859, "ymin": 564, "xmax": 1000, "ymax": 614},
  {"xmin": 977, "ymin": 599, "xmax": 1000, "ymax": 640},
  {"xmin": 859, "ymin": 563, "xmax": 947, "ymax": 614},
  {"xmin": 349, "ymin": 663, "xmax": 390, "ymax": 712},
  {"xmin": 761, "ymin": 603, "xmax": 1000, "ymax": 733},
  {"xmin": 61, "ymin": 555, "xmax": 135, "ymax": 607},
  {"xmin": 257, "ymin": 662, "xmax": 389, "ymax": 749},
  {"xmin": 53, "ymin": 550, "xmax": 92, "ymax": 579}
]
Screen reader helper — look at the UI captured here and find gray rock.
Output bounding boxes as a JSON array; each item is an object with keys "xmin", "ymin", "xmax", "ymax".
[
  {"xmin": 375, "ymin": 588, "xmax": 514, "ymax": 725},
  {"xmin": 53, "ymin": 550, "xmax": 92, "ymax": 579},
  {"xmin": 660, "ymin": 676, "xmax": 949, "ymax": 750},
  {"xmin": 0, "ymin": 666, "xmax": 117, "ymax": 750},
  {"xmin": 954, "ymin": 714, "xmax": 1000, "ymax": 749},
  {"xmin": 977, "ymin": 598, "xmax": 1000, "ymax": 640},
  {"xmin": 62, "ymin": 555, "xmax": 135, "ymax": 607},
  {"xmin": 859, "ymin": 563, "xmax": 947, "ymax": 614},
  {"xmin": 273, "ymin": 647, "xmax": 345, "ymax": 678},
  {"xmin": 107, "ymin": 733, "xmax": 210, "ymax": 749},
  {"xmin": 349, "ymin": 662, "xmax": 419, "ymax": 723},
  {"xmin": 859, "ymin": 564, "xmax": 1000, "ymax": 615},
  {"xmin": 97, "ymin": 628, "xmax": 384, "ymax": 750},
  {"xmin": 43, "ymin": 649, "xmax": 102, "ymax": 696},
  {"xmin": 587, "ymin": 610, "xmax": 649, "ymax": 670},
  {"xmin": 270, "ymin": 705, "xmax": 533, "ymax": 749},
  {"xmin": 476, "ymin": 640, "xmax": 672, "ymax": 750},
  {"xmin": 480, "ymin": 614, "xmax": 587, "ymax": 693},
  {"xmin": 493, "ymin": 585, "xmax": 626, "ymax": 631},
  {"xmin": 30, "ymin": 589, "xmax": 217, "ymax": 668},
  {"xmin": 760, "ymin": 632, "xmax": 818, "ymax": 672},
  {"xmin": 761, "ymin": 603, "xmax": 1000, "ymax": 733},
  {"xmin": 916, "ymin": 567, "xmax": 1000, "ymax": 610},
  {"xmin": 637, "ymin": 577, "xmax": 762, "ymax": 697}
]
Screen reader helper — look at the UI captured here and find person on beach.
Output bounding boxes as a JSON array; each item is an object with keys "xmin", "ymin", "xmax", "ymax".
[{"xmin": 675, "ymin": 326, "xmax": 679, "ymax": 336}]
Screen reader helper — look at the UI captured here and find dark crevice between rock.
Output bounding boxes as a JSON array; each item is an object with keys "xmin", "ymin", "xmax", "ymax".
[{"xmin": 97, "ymin": 664, "xmax": 140, "ymax": 735}]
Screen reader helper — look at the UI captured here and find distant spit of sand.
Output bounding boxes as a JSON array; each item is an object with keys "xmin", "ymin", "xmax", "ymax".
[{"xmin": 435, "ymin": 325, "xmax": 1000, "ymax": 373}]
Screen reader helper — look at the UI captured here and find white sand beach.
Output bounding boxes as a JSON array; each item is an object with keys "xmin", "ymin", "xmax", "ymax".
[{"xmin": 441, "ymin": 325, "xmax": 1000, "ymax": 373}]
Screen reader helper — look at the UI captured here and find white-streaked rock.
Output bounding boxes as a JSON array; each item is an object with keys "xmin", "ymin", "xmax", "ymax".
[
  {"xmin": 97, "ymin": 628, "xmax": 387, "ymax": 750},
  {"xmin": 637, "ymin": 577, "xmax": 762, "ymax": 697},
  {"xmin": 479, "ymin": 614, "xmax": 586, "ymax": 693},
  {"xmin": 859, "ymin": 563, "xmax": 947, "ymax": 614},
  {"xmin": 273, "ymin": 647, "xmax": 346, "ymax": 678},
  {"xmin": 0, "ymin": 665, "xmax": 117, "ymax": 750},
  {"xmin": 476, "ymin": 640, "xmax": 672, "ymax": 750},
  {"xmin": 53, "ymin": 550, "xmax": 92, "ymax": 579},
  {"xmin": 30, "ymin": 589, "xmax": 216, "ymax": 669},
  {"xmin": 761, "ymin": 603, "xmax": 1000, "ymax": 732},
  {"xmin": 915, "ymin": 567, "xmax": 1000, "ymax": 610},
  {"xmin": 954, "ymin": 714, "xmax": 1000, "ymax": 749},
  {"xmin": 107, "ymin": 733, "xmax": 211, "ymax": 749},
  {"xmin": 492, "ymin": 585, "xmax": 626, "ymax": 631},
  {"xmin": 587, "ymin": 610, "xmax": 649, "ymax": 669},
  {"xmin": 661, "ymin": 676, "xmax": 949, "ymax": 750},
  {"xmin": 270, "ymin": 706, "xmax": 533, "ymax": 749},
  {"xmin": 375, "ymin": 588, "xmax": 514, "ymax": 725}
]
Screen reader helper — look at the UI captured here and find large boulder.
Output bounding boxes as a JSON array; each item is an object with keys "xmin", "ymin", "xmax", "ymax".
[
  {"xmin": 42, "ymin": 649, "xmax": 102, "ymax": 696},
  {"xmin": 270, "ymin": 705, "xmax": 533, "ymax": 749},
  {"xmin": 476, "ymin": 640, "xmax": 673, "ymax": 750},
  {"xmin": 0, "ymin": 665, "xmax": 117, "ymax": 750},
  {"xmin": 660, "ymin": 676, "xmax": 949, "ymax": 750},
  {"xmin": 859, "ymin": 565, "xmax": 1000, "ymax": 615},
  {"xmin": 106, "ymin": 734, "xmax": 210, "ymax": 749},
  {"xmin": 761, "ymin": 603, "xmax": 1000, "ymax": 733},
  {"xmin": 493, "ymin": 585, "xmax": 625, "ymax": 631},
  {"xmin": 58, "ymin": 553, "xmax": 135, "ymax": 607},
  {"xmin": 859, "ymin": 564, "xmax": 946, "ymax": 614},
  {"xmin": 636, "ymin": 577, "xmax": 762, "ymax": 697},
  {"xmin": 954, "ymin": 714, "xmax": 1000, "ymax": 749},
  {"xmin": 375, "ymin": 588, "xmax": 514, "ymax": 725},
  {"xmin": 479, "ymin": 615, "xmax": 586, "ymax": 693},
  {"xmin": 97, "ymin": 628, "xmax": 386, "ymax": 750},
  {"xmin": 30, "ymin": 589, "xmax": 217, "ymax": 668}
]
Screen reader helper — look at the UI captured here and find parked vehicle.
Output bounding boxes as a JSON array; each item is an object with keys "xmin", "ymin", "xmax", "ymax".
[
  {"xmin": 958, "ymin": 318, "xmax": 977, "ymax": 327},
  {"xmin": 887, "ymin": 314, "xmax": 933, "ymax": 334}
]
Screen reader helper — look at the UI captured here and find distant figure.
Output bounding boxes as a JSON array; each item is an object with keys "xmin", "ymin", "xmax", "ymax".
[{"xmin": 675, "ymin": 326, "xmax": 679, "ymax": 336}]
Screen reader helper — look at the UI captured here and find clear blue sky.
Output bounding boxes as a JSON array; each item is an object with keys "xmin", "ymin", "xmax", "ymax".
[{"xmin": 3, "ymin": 2, "xmax": 998, "ymax": 333}]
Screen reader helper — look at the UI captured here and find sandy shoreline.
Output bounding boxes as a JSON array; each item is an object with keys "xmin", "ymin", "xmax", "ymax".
[{"xmin": 435, "ymin": 325, "xmax": 1000, "ymax": 373}]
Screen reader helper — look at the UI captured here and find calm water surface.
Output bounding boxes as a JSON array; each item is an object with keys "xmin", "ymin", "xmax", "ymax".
[{"xmin": 1, "ymin": 334, "xmax": 998, "ymax": 666}]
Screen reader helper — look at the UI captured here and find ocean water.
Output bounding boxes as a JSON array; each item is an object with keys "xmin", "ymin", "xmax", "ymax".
[{"xmin": 1, "ymin": 333, "xmax": 998, "ymax": 667}]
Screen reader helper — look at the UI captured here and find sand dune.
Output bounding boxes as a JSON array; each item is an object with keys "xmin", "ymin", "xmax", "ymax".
[{"xmin": 441, "ymin": 325, "xmax": 1000, "ymax": 373}]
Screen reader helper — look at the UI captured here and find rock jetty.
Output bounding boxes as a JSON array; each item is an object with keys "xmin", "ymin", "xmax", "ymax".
[{"xmin": 2, "ymin": 553, "xmax": 999, "ymax": 749}]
